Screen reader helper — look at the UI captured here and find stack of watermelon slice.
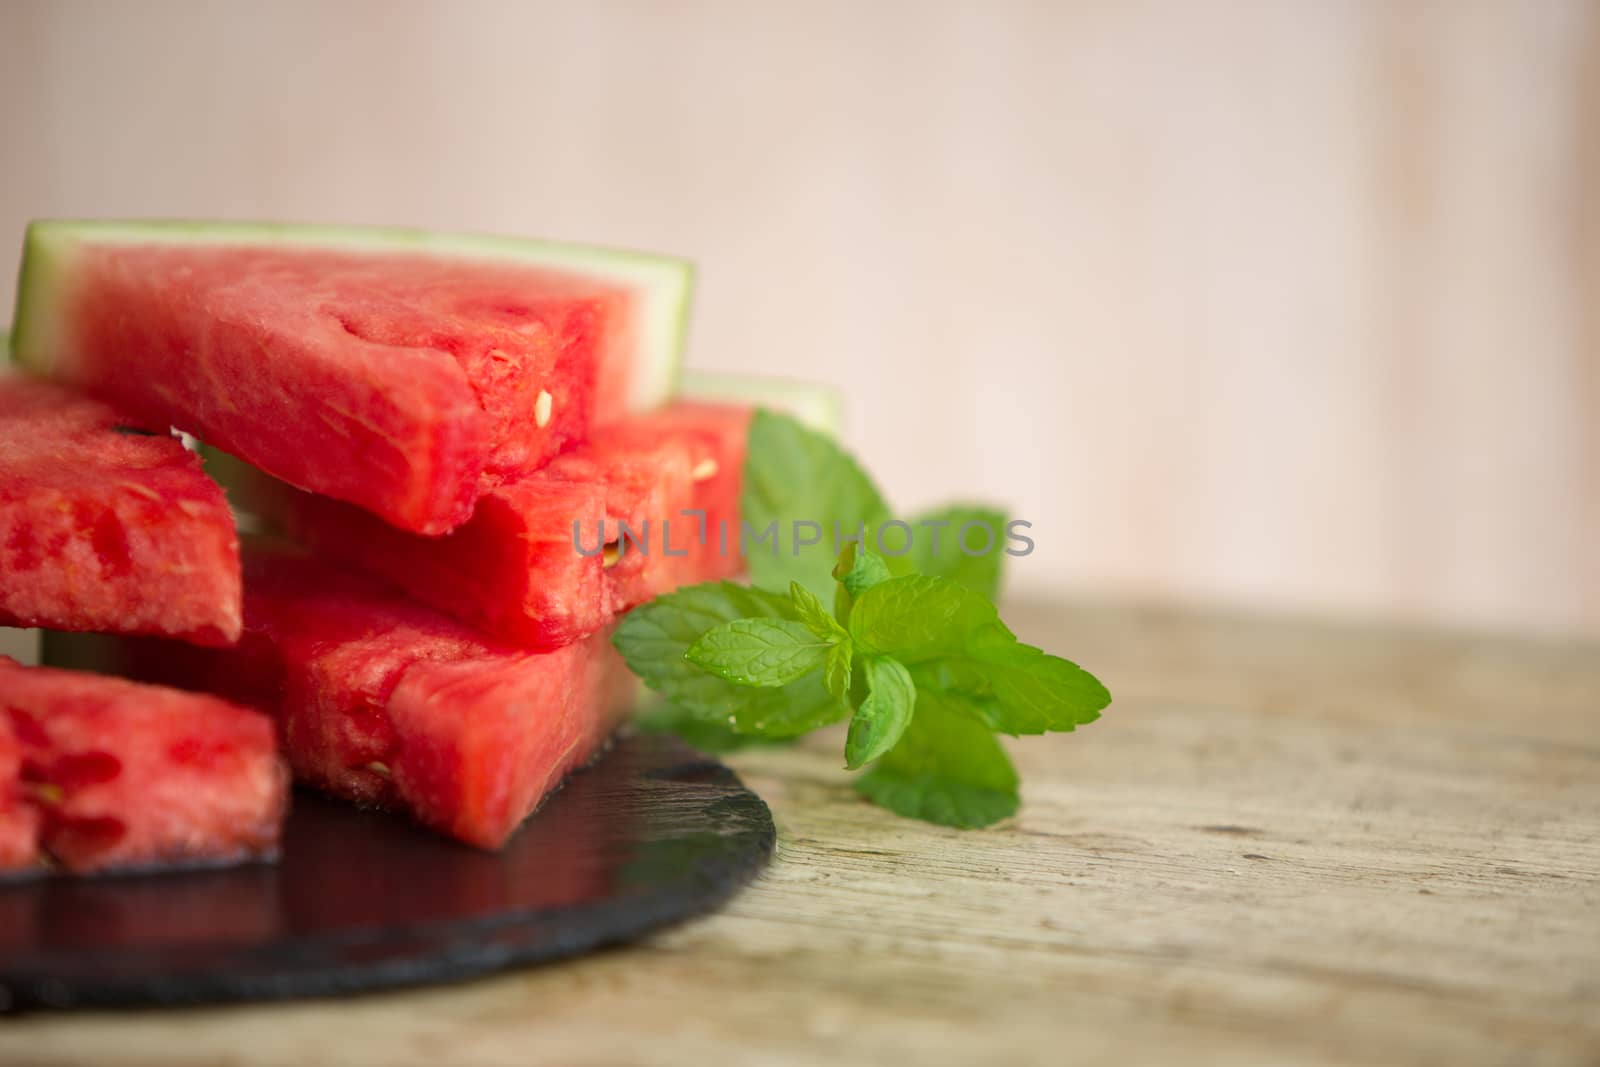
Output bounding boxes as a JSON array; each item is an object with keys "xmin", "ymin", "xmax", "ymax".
[{"xmin": 1, "ymin": 220, "xmax": 786, "ymax": 875}]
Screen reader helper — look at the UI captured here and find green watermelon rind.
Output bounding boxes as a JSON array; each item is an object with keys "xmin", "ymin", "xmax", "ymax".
[
  {"xmin": 677, "ymin": 370, "xmax": 843, "ymax": 434},
  {"xmin": 10, "ymin": 219, "xmax": 694, "ymax": 413}
]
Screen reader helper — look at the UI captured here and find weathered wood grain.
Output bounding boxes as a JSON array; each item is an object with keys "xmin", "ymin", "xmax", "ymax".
[{"xmin": 0, "ymin": 600, "xmax": 1594, "ymax": 1066}]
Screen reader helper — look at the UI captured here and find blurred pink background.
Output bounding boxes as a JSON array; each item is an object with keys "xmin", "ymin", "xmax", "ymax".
[{"xmin": 2, "ymin": 1, "xmax": 1595, "ymax": 636}]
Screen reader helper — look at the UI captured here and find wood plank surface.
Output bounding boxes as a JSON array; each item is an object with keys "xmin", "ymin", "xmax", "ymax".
[{"xmin": 0, "ymin": 600, "xmax": 1595, "ymax": 1066}]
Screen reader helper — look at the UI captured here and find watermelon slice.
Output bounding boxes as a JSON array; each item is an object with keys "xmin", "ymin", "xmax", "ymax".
[
  {"xmin": 219, "ymin": 402, "xmax": 753, "ymax": 649},
  {"xmin": 0, "ymin": 657, "xmax": 286, "ymax": 875},
  {"xmin": 10, "ymin": 221, "xmax": 693, "ymax": 534},
  {"xmin": 117, "ymin": 549, "xmax": 636, "ymax": 850},
  {"xmin": 0, "ymin": 376, "xmax": 241, "ymax": 644}
]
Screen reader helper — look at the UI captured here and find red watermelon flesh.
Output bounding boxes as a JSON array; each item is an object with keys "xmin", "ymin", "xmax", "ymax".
[
  {"xmin": 584, "ymin": 402, "xmax": 751, "ymax": 587},
  {"xmin": 231, "ymin": 403, "xmax": 752, "ymax": 650},
  {"xmin": 13, "ymin": 223, "xmax": 693, "ymax": 535},
  {"xmin": 0, "ymin": 657, "xmax": 286, "ymax": 875},
  {"xmin": 0, "ymin": 377, "xmax": 241, "ymax": 644},
  {"xmin": 0, "ymin": 717, "xmax": 40, "ymax": 874},
  {"xmin": 124, "ymin": 550, "xmax": 635, "ymax": 850}
]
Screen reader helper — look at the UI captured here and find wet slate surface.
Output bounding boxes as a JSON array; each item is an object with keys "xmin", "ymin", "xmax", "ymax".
[{"xmin": 0, "ymin": 732, "xmax": 774, "ymax": 1012}]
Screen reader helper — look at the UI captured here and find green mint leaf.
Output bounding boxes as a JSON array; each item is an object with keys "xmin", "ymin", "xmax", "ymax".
[
  {"xmin": 741, "ymin": 410, "xmax": 893, "ymax": 600},
  {"xmin": 614, "ymin": 582, "xmax": 798, "ymax": 698},
  {"xmin": 613, "ymin": 582, "xmax": 849, "ymax": 737},
  {"xmin": 823, "ymin": 639, "xmax": 854, "ymax": 704},
  {"xmin": 847, "ymin": 573, "xmax": 1005, "ymax": 662},
  {"xmin": 904, "ymin": 504, "xmax": 1008, "ymax": 599},
  {"xmin": 634, "ymin": 702, "xmax": 796, "ymax": 754},
  {"xmin": 972, "ymin": 640, "xmax": 1111, "ymax": 732},
  {"xmin": 832, "ymin": 543, "xmax": 896, "ymax": 627},
  {"xmin": 832, "ymin": 543, "xmax": 894, "ymax": 599},
  {"xmin": 843, "ymin": 573, "xmax": 1111, "ymax": 734},
  {"xmin": 854, "ymin": 691, "xmax": 1019, "ymax": 828},
  {"xmin": 908, "ymin": 642, "xmax": 1110, "ymax": 736},
  {"xmin": 789, "ymin": 580, "xmax": 847, "ymax": 641},
  {"xmin": 844, "ymin": 656, "xmax": 916, "ymax": 769},
  {"xmin": 831, "ymin": 543, "xmax": 896, "ymax": 626},
  {"xmin": 833, "ymin": 582, "xmax": 853, "ymax": 627},
  {"xmin": 686, "ymin": 618, "xmax": 835, "ymax": 687}
]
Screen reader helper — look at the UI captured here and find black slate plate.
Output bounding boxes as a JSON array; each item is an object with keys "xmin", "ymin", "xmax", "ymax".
[{"xmin": 0, "ymin": 732, "xmax": 773, "ymax": 1012}]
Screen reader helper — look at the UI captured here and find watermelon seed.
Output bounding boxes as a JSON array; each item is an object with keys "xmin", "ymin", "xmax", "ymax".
[
  {"xmin": 366, "ymin": 761, "xmax": 391, "ymax": 778},
  {"xmin": 535, "ymin": 390, "xmax": 554, "ymax": 428},
  {"xmin": 692, "ymin": 458, "xmax": 720, "ymax": 482},
  {"xmin": 602, "ymin": 542, "xmax": 622, "ymax": 569},
  {"xmin": 24, "ymin": 782, "xmax": 64, "ymax": 806},
  {"xmin": 117, "ymin": 481, "xmax": 163, "ymax": 503}
]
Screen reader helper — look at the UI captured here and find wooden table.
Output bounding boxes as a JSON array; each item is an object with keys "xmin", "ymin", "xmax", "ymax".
[{"xmin": 2, "ymin": 601, "xmax": 1596, "ymax": 1066}]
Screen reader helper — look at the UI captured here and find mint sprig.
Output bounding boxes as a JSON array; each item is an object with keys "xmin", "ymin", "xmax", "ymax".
[
  {"xmin": 613, "ymin": 582, "xmax": 847, "ymax": 739},
  {"xmin": 613, "ymin": 410, "xmax": 1111, "ymax": 829}
]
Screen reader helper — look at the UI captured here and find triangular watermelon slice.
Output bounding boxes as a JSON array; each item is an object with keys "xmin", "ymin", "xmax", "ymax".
[
  {"xmin": 216, "ymin": 402, "xmax": 752, "ymax": 649},
  {"xmin": 0, "ymin": 376, "xmax": 241, "ymax": 644},
  {"xmin": 115, "ymin": 549, "xmax": 636, "ymax": 850},
  {"xmin": 10, "ymin": 221, "xmax": 693, "ymax": 534}
]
